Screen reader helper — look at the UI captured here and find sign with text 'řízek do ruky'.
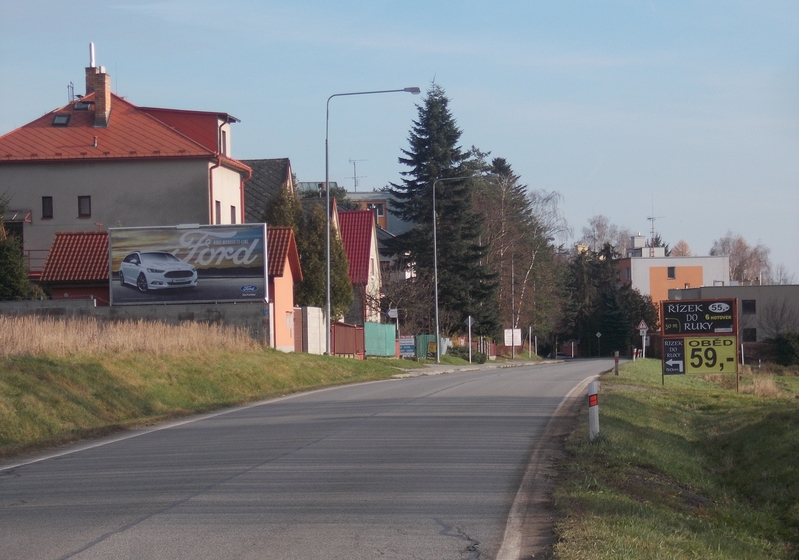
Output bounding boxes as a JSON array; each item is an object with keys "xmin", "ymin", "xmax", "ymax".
[
  {"xmin": 661, "ymin": 299, "xmax": 736, "ymax": 336},
  {"xmin": 660, "ymin": 299, "xmax": 738, "ymax": 377}
]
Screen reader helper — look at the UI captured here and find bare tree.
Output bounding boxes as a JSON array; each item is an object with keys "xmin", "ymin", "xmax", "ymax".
[
  {"xmin": 670, "ymin": 239, "xmax": 692, "ymax": 257},
  {"xmin": 579, "ymin": 215, "xmax": 632, "ymax": 255},
  {"xmin": 767, "ymin": 263, "xmax": 796, "ymax": 286},
  {"xmin": 759, "ymin": 297, "xmax": 799, "ymax": 339},
  {"xmin": 710, "ymin": 231, "xmax": 771, "ymax": 284}
]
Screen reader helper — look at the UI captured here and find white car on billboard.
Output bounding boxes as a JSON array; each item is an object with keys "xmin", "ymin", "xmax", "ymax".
[{"xmin": 119, "ymin": 251, "xmax": 198, "ymax": 293}]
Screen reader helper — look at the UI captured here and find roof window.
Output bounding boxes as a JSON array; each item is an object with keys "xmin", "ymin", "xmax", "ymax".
[{"xmin": 52, "ymin": 114, "xmax": 70, "ymax": 126}]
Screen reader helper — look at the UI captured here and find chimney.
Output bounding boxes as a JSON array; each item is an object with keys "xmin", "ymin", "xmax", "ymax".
[{"xmin": 84, "ymin": 44, "xmax": 111, "ymax": 127}]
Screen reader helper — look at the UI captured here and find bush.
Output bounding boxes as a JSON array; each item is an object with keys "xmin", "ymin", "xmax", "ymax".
[
  {"xmin": 768, "ymin": 332, "xmax": 799, "ymax": 366},
  {"xmin": 447, "ymin": 345, "xmax": 487, "ymax": 364}
]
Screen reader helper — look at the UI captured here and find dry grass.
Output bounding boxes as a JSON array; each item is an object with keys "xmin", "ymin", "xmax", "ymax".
[{"xmin": 0, "ymin": 315, "xmax": 259, "ymax": 357}]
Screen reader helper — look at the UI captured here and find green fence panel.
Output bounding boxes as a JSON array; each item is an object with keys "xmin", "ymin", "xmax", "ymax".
[
  {"xmin": 415, "ymin": 334, "xmax": 439, "ymax": 359},
  {"xmin": 364, "ymin": 322, "xmax": 397, "ymax": 356}
]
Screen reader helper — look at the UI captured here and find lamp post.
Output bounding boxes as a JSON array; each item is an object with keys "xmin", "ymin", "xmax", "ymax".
[
  {"xmin": 325, "ymin": 87, "xmax": 420, "ymax": 355},
  {"xmin": 432, "ymin": 176, "xmax": 473, "ymax": 363}
]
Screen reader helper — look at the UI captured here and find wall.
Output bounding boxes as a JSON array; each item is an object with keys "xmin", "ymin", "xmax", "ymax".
[{"xmin": 1, "ymin": 159, "xmax": 210, "ymax": 259}]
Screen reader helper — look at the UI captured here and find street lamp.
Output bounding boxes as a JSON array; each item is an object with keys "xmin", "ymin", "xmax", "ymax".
[
  {"xmin": 325, "ymin": 87, "xmax": 420, "ymax": 355},
  {"xmin": 432, "ymin": 176, "xmax": 474, "ymax": 363}
]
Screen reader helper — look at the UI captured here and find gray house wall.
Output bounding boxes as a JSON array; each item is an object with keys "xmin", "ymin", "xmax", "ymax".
[
  {"xmin": 669, "ymin": 285, "xmax": 799, "ymax": 342},
  {"xmin": 1, "ymin": 159, "xmax": 214, "ymax": 257}
]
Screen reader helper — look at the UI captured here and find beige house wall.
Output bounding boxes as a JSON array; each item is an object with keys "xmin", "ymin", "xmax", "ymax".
[{"xmin": 1, "ymin": 159, "xmax": 245, "ymax": 260}]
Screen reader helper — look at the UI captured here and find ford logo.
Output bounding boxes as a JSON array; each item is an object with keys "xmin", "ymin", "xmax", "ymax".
[
  {"xmin": 708, "ymin": 302, "xmax": 730, "ymax": 313},
  {"xmin": 240, "ymin": 285, "xmax": 258, "ymax": 293}
]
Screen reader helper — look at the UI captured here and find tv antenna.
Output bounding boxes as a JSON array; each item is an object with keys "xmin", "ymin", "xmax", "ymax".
[
  {"xmin": 647, "ymin": 214, "xmax": 664, "ymax": 257},
  {"xmin": 348, "ymin": 159, "xmax": 368, "ymax": 192}
]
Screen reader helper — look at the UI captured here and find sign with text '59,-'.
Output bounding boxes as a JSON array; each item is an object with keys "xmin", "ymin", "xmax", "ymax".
[
  {"xmin": 661, "ymin": 299, "xmax": 736, "ymax": 336},
  {"xmin": 663, "ymin": 336, "xmax": 738, "ymax": 374}
]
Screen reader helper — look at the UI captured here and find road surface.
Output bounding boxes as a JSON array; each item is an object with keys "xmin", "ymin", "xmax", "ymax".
[{"xmin": 0, "ymin": 359, "xmax": 608, "ymax": 559}]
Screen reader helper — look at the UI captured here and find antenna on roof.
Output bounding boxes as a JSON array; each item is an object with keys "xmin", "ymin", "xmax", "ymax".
[
  {"xmin": 89, "ymin": 42, "xmax": 96, "ymax": 68},
  {"xmin": 67, "ymin": 81, "xmax": 74, "ymax": 103},
  {"xmin": 348, "ymin": 159, "xmax": 368, "ymax": 192}
]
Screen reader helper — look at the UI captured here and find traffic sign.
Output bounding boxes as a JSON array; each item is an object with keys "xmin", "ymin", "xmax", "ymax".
[
  {"xmin": 663, "ymin": 338, "xmax": 685, "ymax": 374},
  {"xmin": 637, "ymin": 320, "xmax": 648, "ymax": 331},
  {"xmin": 661, "ymin": 299, "xmax": 736, "ymax": 336}
]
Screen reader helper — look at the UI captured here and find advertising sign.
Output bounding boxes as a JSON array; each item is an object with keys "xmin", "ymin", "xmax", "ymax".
[
  {"xmin": 661, "ymin": 299, "xmax": 736, "ymax": 336},
  {"xmin": 663, "ymin": 338, "xmax": 685, "ymax": 374},
  {"xmin": 684, "ymin": 336, "xmax": 738, "ymax": 373},
  {"xmin": 399, "ymin": 336, "xmax": 415, "ymax": 359},
  {"xmin": 504, "ymin": 328, "xmax": 522, "ymax": 346},
  {"xmin": 109, "ymin": 224, "xmax": 267, "ymax": 306}
]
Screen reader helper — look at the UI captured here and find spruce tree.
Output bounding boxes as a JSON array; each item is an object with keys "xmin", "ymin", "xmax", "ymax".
[
  {"xmin": 0, "ymin": 194, "xmax": 30, "ymax": 300},
  {"xmin": 384, "ymin": 84, "xmax": 498, "ymax": 336}
]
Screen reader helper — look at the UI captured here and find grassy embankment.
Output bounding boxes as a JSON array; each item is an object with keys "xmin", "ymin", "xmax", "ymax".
[
  {"xmin": 552, "ymin": 358, "xmax": 799, "ymax": 559},
  {"xmin": 0, "ymin": 316, "xmax": 420, "ymax": 459}
]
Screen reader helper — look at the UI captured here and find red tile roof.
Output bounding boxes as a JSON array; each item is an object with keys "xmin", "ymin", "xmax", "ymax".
[
  {"xmin": 0, "ymin": 94, "xmax": 250, "ymax": 177},
  {"xmin": 40, "ymin": 231, "xmax": 109, "ymax": 282},
  {"xmin": 339, "ymin": 210, "xmax": 375, "ymax": 285},
  {"xmin": 267, "ymin": 227, "xmax": 302, "ymax": 281}
]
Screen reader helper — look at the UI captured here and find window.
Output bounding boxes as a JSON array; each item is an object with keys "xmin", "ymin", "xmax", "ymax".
[
  {"xmin": 366, "ymin": 203, "xmax": 384, "ymax": 217},
  {"xmin": 42, "ymin": 196, "xmax": 53, "ymax": 219},
  {"xmin": 742, "ymin": 328, "xmax": 757, "ymax": 342},
  {"xmin": 221, "ymin": 130, "xmax": 228, "ymax": 156},
  {"xmin": 625, "ymin": 268, "xmax": 631, "ymax": 280},
  {"xmin": 667, "ymin": 266, "xmax": 676, "ymax": 280},
  {"xmin": 78, "ymin": 196, "xmax": 91, "ymax": 218},
  {"xmin": 230, "ymin": 205, "xmax": 237, "ymax": 224},
  {"xmin": 742, "ymin": 300, "xmax": 757, "ymax": 315},
  {"xmin": 215, "ymin": 201, "xmax": 221, "ymax": 225},
  {"xmin": 52, "ymin": 114, "xmax": 70, "ymax": 126}
]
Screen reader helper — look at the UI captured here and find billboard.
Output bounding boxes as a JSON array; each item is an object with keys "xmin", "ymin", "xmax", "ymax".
[
  {"xmin": 661, "ymin": 299, "xmax": 736, "ymax": 335},
  {"xmin": 109, "ymin": 224, "xmax": 268, "ymax": 306}
]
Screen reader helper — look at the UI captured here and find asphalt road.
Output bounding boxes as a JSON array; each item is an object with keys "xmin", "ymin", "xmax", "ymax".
[{"xmin": 0, "ymin": 359, "xmax": 608, "ymax": 560}]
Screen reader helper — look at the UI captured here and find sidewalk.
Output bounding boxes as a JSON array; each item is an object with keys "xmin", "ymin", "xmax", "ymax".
[{"xmin": 392, "ymin": 359, "xmax": 560, "ymax": 378}]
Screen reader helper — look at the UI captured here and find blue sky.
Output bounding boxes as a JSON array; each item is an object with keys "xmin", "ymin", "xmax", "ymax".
[{"xmin": 2, "ymin": 1, "xmax": 798, "ymax": 277}]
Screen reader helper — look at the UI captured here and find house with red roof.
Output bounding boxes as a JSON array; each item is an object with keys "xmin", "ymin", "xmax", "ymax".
[
  {"xmin": 39, "ymin": 231, "xmax": 109, "ymax": 304},
  {"xmin": 339, "ymin": 210, "xmax": 383, "ymax": 324},
  {"xmin": 266, "ymin": 227, "xmax": 303, "ymax": 351},
  {"xmin": 0, "ymin": 55, "xmax": 251, "ymax": 278}
]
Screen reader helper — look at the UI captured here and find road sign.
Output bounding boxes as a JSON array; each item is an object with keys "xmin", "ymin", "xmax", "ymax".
[
  {"xmin": 663, "ymin": 338, "xmax": 685, "ymax": 374},
  {"xmin": 661, "ymin": 299, "xmax": 736, "ymax": 336},
  {"xmin": 387, "ymin": 308, "xmax": 398, "ymax": 319},
  {"xmin": 637, "ymin": 320, "xmax": 648, "ymax": 331}
]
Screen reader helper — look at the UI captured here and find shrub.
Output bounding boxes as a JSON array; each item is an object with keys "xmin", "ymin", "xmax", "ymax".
[
  {"xmin": 768, "ymin": 332, "xmax": 799, "ymax": 366},
  {"xmin": 447, "ymin": 345, "xmax": 487, "ymax": 364}
]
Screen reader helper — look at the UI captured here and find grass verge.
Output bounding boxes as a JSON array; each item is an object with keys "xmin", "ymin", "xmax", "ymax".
[
  {"xmin": 0, "ymin": 350, "xmax": 405, "ymax": 460},
  {"xmin": 551, "ymin": 359, "xmax": 799, "ymax": 560}
]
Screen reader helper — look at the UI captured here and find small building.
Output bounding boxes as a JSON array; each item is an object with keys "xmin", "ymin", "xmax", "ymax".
[
  {"xmin": 0, "ymin": 54, "xmax": 250, "ymax": 278},
  {"xmin": 616, "ymin": 235, "xmax": 730, "ymax": 311},
  {"xmin": 267, "ymin": 227, "xmax": 303, "ymax": 352},
  {"xmin": 669, "ymin": 285, "xmax": 799, "ymax": 343},
  {"xmin": 339, "ymin": 210, "xmax": 382, "ymax": 325},
  {"xmin": 39, "ymin": 231, "xmax": 109, "ymax": 305}
]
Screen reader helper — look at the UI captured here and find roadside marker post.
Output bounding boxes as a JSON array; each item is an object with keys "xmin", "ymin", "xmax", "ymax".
[
  {"xmin": 588, "ymin": 381, "xmax": 600, "ymax": 441},
  {"xmin": 614, "ymin": 351, "xmax": 619, "ymax": 375}
]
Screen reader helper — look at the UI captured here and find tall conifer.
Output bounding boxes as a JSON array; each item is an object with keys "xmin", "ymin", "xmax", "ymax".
[{"xmin": 384, "ymin": 84, "xmax": 498, "ymax": 336}]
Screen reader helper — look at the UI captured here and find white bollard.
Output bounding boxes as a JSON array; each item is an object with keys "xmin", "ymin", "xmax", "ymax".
[{"xmin": 588, "ymin": 381, "xmax": 600, "ymax": 441}]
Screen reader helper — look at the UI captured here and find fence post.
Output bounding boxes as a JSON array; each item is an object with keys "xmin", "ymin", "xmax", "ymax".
[
  {"xmin": 614, "ymin": 351, "xmax": 619, "ymax": 375},
  {"xmin": 588, "ymin": 381, "xmax": 600, "ymax": 441}
]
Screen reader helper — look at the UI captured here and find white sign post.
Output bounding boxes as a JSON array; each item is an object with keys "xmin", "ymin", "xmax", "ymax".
[
  {"xmin": 638, "ymin": 320, "xmax": 648, "ymax": 359},
  {"xmin": 464, "ymin": 316, "xmax": 475, "ymax": 363}
]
